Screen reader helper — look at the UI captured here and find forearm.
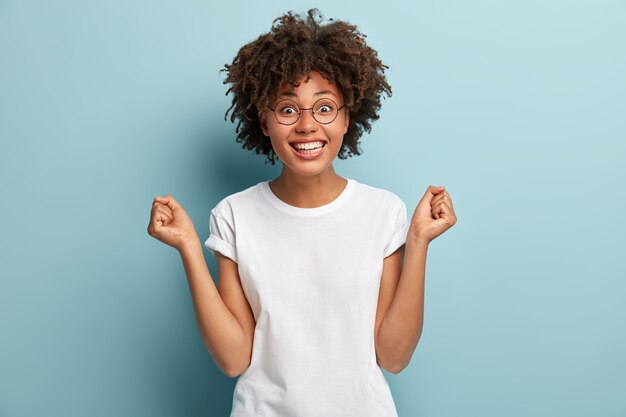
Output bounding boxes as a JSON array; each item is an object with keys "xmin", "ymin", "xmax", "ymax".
[
  {"xmin": 178, "ymin": 237, "xmax": 250, "ymax": 377},
  {"xmin": 376, "ymin": 235, "xmax": 428, "ymax": 373}
]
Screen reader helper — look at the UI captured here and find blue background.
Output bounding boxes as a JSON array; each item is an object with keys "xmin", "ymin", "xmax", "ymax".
[{"xmin": 1, "ymin": 1, "xmax": 625, "ymax": 416}]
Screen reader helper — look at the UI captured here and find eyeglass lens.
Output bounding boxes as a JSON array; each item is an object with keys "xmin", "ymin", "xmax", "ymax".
[{"xmin": 273, "ymin": 98, "xmax": 339, "ymax": 125}]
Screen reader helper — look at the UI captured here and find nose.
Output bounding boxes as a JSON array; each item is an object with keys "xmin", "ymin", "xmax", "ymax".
[{"xmin": 295, "ymin": 108, "xmax": 319, "ymax": 133}]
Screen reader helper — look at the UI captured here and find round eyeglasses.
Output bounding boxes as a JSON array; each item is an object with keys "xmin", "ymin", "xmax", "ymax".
[{"xmin": 267, "ymin": 98, "xmax": 346, "ymax": 125}]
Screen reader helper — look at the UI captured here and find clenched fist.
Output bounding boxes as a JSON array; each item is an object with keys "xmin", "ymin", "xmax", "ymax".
[
  {"xmin": 147, "ymin": 195, "xmax": 198, "ymax": 251},
  {"xmin": 408, "ymin": 185, "xmax": 457, "ymax": 244}
]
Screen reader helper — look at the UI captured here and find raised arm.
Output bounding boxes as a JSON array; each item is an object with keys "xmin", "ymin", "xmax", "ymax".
[
  {"xmin": 148, "ymin": 195, "xmax": 255, "ymax": 378},
  {"xmin": 374, "ymin": 185, "xmax": 457, "ymax": 373}
]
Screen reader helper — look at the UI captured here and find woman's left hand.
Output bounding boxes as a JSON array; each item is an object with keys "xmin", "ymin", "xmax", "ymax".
[{"xmin": 408, "ymin": 185, "xmax": 457, "ymax": 244}]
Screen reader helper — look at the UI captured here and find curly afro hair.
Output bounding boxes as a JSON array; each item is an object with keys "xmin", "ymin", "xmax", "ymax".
[{"xmin": 221, "ymin": 8, "xmax": 392, "ymax": 165}]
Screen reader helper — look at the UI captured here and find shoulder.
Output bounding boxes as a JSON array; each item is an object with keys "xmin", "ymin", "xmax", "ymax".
[
  {"xmin": 210, "ymin": 181, "xmax": 266, "ymax": 219},
  {"xmin": 351, "ymin": 179, "xmax": 405, "ymax": 210}
]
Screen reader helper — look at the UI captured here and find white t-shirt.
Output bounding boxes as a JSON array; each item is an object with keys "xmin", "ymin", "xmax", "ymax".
[{"xmin": 204, "ymin": 177, "xmax": 410, "ymax": 417}]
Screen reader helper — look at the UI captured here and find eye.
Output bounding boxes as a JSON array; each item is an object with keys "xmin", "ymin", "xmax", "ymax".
[
  {"xmin": 278, "ymin": 104, "xmax": 298, "ymax": 115},
  {"xmin": 316, "ymin": 102, "xmax": 336, "ymax": 113},
  {"xmin": 317, "ymin": 105, "xmax": 333, "ymax": 113}
]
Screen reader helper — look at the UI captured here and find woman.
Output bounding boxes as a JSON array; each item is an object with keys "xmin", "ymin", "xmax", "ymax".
[{"xmin": 148, "ymin": 9, "xmax": 457, "ymax": 417}]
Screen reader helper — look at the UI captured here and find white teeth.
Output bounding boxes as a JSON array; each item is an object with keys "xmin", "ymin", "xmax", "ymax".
[{"xmin": 292, "ymin": 141, "xmax": 325, "ymax": 150}]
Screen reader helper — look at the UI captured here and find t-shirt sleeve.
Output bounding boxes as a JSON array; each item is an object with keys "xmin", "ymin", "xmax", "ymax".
[
  {"xmin": 383, "ymin": 198, "xmax": 410, "ymax": 258},
  {"xmin": 204, "ymin": 207, "xmax": 238, "ymax": 263}
]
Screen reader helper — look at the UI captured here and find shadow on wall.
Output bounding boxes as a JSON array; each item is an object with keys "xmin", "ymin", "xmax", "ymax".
[
  {"xmin": 169, "ymin": 116, "xmax": 280, "ymax": 414},
  {"xmin": 201, "ymin": 128, "xmax": 280, "ymax": 200}
]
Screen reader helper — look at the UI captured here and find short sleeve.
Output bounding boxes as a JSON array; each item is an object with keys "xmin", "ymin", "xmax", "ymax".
[
  {"xmin": 204, "ymin": 208, "xmax": 238, "ymax": 263},
  {"xmin": 383, "ymin": 199, "xmax": 410, "ymax": 258}
]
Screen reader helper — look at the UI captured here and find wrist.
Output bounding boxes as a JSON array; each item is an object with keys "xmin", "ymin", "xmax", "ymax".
[
  {"xmin": 179, "ymin": 234, "xmax": 201, "ymax": 253},
  {"xmin": 407, "ymin": 225, "xmax": 430, "ymax": 247}
]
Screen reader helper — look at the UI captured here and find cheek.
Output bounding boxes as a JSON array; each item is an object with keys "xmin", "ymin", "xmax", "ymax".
[
  {"xmin": 332, "ymin": 123, "xmax": 348, "ymax": 140},
  {"xmin": 268, "ymin": 124, "xmax": 290, "ymax": 139},
  {"xmin": 266, "ymin": 127, "xmax": 291, "ymax": 150}
]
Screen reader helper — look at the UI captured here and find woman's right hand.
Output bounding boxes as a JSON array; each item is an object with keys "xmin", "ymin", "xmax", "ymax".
[{"xmin": 147, "ymin": 194, "xmax": 198, "ymax": 251}]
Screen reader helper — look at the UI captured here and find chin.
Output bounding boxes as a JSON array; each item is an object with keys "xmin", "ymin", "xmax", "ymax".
[{"xmin": 281, "ymin": 160, "xmax": 335, "ymax": 176}]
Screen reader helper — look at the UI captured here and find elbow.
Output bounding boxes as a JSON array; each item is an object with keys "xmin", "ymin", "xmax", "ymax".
[
  {"xmin": 376, "ymin": 342, "xmax": 411, "ymax": 375},
  {"xmin": 209, "ymin": 354, "xmax": 243, "ymax": 378},
  {"xmin": 377, "ymin": 355, "xmax": 408, "ymax": 375},
  {"xmin": 207, "ymin": 339, "xmax": 253, "ymax": 379},
  {"xmin": 224, "ymin": 368, "xmax": 241, "ymax": 378},
  {"xmin": 223, "ymin": 361, "xmax": 250, "ymax": 379},
  {"xmin": 391, "ymin": 363, "xmax": 408, "ymax": 374},
  {"xmin": 222, "ymin": 366, "xmax": 241, "ymax": 378},
  {"xmin": 215, "ymin": 360, "xmax": 237, "ymax": 378},
  {"xmin": 220, "ymin": 367, "xmax": 239, "ymax": 378},
  {"xmin": 383, "ymin": 361, "xmax": 407, "ymax": 375},
  {"xmin": 381, "ymin": 337, "xmax": 421, "ymax": 374}
]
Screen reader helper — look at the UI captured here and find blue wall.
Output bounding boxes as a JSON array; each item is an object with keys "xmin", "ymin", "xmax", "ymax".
[{"xmin": 1, "ymin": 1, "xmax": 625, "ymax": 416}]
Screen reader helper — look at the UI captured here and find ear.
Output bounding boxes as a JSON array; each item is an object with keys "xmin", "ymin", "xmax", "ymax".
[
  {"xmin": 259, "ymin": 110, "xmax": 270, "ymax": 137},
  {"xmin": 342, "ymin": 109, "xmax": 350, "ymax": 135}
]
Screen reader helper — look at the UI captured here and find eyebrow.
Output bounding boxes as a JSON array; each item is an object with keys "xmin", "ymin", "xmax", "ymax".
[{"xmin": 278, "ymin": 90, "xmax": 338, "ymax": 99}]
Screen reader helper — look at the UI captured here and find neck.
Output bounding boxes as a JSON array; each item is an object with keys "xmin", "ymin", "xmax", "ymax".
[{"xmin": 269, "ymin": 165, "xmax": 347, "ymax": 208}]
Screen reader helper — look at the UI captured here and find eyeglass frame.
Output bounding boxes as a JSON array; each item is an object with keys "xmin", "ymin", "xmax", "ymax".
[{"xmin": 266, "ymin": 98, "xmax": 347, "ymax": 126}]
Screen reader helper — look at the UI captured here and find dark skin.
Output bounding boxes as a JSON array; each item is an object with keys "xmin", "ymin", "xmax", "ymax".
[
  {"xmin": 222, "ymin": 9, "xmax": 392, "ymax": 165},
  {"xmin": 148, "ymin": 70, "xmax": 457, "ymax": 374},
  {"xmin": 259, "ymin": 71, "xmax": 350, "ymax": 208},
  {"xmin": 147, "ymin": 9, "xmax": 458, "ymax": 376}
]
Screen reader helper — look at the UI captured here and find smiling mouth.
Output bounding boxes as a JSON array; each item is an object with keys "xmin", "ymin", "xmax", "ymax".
[{"xmin": 289, "ymin": 141, "xmax": 327, "ymax": 154}]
